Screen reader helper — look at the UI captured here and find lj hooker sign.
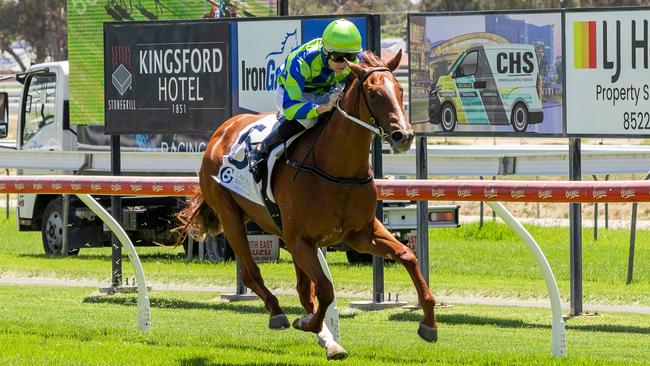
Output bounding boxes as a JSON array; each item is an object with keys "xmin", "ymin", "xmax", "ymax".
[
  {"xmin": 104, "ymin": 21, "xmax": 230, "ymax": 134},
  {"xmin": 566, "ymin": 9, "xmax": 650, "ymax": 136}
]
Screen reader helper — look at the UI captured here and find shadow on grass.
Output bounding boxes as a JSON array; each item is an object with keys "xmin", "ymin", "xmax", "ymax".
[
  {"xmin": 82, "ymin": 295, "xmax": 306, "ymax": 315},
  {"xmin": 180, "ymin": 359, "xmax": 294, "ymax": 366},
  {"xmin": 19, "ymin": 252, "xmax": 189, "ymax": 261},
  {"xmin": 389, "ymin": 312, "xmax": 650, "ymax": 335}
]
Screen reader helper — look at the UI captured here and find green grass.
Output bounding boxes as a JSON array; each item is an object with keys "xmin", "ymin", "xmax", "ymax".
[
  {"xmin": 2, "ymin": 214, "xmax": 650, "ymax": 306},
  {"xmin": 1, "ymin": 284, "xmax": 650, "ymax": 365}
]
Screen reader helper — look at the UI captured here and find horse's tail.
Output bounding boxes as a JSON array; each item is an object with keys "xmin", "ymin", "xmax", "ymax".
[{"xmin": 174, "ymin": 188, "xmax": 222, "ymax": 245}]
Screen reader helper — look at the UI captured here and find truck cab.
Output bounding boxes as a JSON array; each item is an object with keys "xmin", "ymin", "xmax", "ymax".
[{"xmin": 3, "ymin": 61, "xmax": 186, "ymax": 256}]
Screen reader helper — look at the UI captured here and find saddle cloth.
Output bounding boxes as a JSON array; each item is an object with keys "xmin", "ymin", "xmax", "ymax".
[{"xmin": 212, "ymin": 114, "xmax": 303, "ymax": 206}]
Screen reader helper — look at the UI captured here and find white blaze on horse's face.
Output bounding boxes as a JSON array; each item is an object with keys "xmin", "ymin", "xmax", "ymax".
[
  {"xmin": 378, "ymin": 74, "xmax": 414, "ymax": 153},
  {"xmin": 383, "ymin": 75, "xmax": 409, "ymax": 132}
]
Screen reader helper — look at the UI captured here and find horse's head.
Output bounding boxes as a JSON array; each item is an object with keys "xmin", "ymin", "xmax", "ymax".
[{"xmin": 345, "ymin": 50, "xmax": 414, "ymax": 153}]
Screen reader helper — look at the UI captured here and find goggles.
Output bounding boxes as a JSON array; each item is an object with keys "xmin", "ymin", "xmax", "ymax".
[{"xmin": 328, "ymin": 52, "xmax": 357, "ymax": 63}]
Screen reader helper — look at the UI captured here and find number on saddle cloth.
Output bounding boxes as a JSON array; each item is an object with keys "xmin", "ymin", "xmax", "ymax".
[{"xmin": 227, "ymin": 124, "xmax": 266, "ymax": 170}]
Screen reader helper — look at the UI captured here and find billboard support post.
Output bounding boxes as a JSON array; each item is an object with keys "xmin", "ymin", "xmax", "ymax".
[
  {"xmin": 416, "ymin": 136, "xmax": 429, "ymax": 287},
  {"xmin": 569, "ymin": 137, "xmax": 582, "ymax": 315}
]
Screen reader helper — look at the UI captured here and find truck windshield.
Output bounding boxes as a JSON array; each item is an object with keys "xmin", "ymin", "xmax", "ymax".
[{"xmin": 22, "ymin": 73, "xmax": 57, "ymax": 146}]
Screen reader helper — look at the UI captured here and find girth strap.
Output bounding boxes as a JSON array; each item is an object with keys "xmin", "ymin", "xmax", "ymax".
[{"xmin": 286, "ymin": 159, "xmax": 373, "ymax": 186}]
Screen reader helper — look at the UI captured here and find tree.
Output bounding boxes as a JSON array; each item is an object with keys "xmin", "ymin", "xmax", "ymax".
[{"xmin": 0, "ymin": 0, "xmax": 66, "ymax": 71}]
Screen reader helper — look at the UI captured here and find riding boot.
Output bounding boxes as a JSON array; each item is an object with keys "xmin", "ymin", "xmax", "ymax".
[{"xmin": 249, "ymin": 117, "xmax": 306, "ymax": 182}]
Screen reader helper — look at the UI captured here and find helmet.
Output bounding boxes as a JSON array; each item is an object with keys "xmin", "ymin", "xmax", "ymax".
[{"xmin": 322, "ymin": 19, "xmax": 362, "ymax": 53}]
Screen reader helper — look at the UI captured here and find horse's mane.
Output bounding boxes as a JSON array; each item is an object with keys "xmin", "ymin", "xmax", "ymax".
[{"xmin": 343, "ymin": 51, "xmax": 386, "ymax": 92}]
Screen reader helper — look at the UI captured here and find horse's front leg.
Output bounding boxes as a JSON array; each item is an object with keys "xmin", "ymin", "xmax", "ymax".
[
  {"xmin": 287, "ymin": 236, "xmax": 333, "ymax": 334},
  {"xmin": 294, "ymin": 265, "xmax": 316, "ymax": 314},
  {"xmin": 346, "ymin": 218, "xmax": 438, "ymax": 342},
  {"xmin": 294, "ymin": 264, "xmax": 348, "ymax": 360}
]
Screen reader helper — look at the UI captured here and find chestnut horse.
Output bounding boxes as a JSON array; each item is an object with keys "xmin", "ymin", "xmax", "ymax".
[{"xmin": 178, "ymin": 50, "xmax": 437, "ymax": 355}]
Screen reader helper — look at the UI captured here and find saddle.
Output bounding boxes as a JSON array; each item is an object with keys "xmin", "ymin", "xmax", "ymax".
[{"xmin": 213, "ymin": 114, "xmax": 304, "ymax": 228}]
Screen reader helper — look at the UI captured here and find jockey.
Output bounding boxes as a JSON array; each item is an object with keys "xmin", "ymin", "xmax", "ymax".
[{"xmin": 248, "ymin": 18, "xmax": 362, "ymax": 182}]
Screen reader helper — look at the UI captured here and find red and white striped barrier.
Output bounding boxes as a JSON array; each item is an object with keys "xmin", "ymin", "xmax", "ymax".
[{"xmin": 1, "ymin": 175, "xmax": 650, "ymax": 203}]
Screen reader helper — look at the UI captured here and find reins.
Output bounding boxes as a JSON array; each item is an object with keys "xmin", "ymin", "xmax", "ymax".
[{"xmin": 286, "ymin": 66, "xmax": 393, "ymax": 186}]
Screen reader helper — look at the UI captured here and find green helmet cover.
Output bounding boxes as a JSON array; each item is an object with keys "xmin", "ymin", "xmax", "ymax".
[{"xmin": 322, "ymin": 19, "xmax": 362, "ymax": 53}]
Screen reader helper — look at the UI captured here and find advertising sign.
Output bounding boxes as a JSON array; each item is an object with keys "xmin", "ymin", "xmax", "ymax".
[
  {"xmin": 566, "ymin": 9, "xmax": 650, "ymax": 136},
  {"xmin": 104, "ymin": 21, "xmax": 230, "ymax": 134},
  {"xmin": 409, "ymin": 12, "xmax": 564, "ymax": 136},
  {"xmin": 232, "ymin": 16, "xmax": 368, "ymax": 115}
]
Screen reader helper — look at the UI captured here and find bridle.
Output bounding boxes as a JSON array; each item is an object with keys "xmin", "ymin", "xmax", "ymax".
[{"xmin": 335, "ymin": 66, "xmax": 392, "ymax": 140}]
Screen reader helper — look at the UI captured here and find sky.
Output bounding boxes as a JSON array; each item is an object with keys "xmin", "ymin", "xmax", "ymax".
[{"xmin": 423, "ymin": 12, "xmax": 562, "ymax": 57}]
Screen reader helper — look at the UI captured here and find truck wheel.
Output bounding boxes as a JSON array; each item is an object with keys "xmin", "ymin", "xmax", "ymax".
[
  {"xmin": 346, "ymin": 250, "xmax": 372, "ymax": 264},
  {"xmin": 440, "ymin": 103, "xmax": 457, "ymax": 132},
  {"xmin": 41, "ymin": 198, "xmax": 79, "ymax": 256},
  {"xmin": 511, "ymin": 103, "xmax": 528, "ymax": 132}
]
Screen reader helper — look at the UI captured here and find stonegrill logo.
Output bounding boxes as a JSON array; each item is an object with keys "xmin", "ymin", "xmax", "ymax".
[{"xmin": 111, "ymin": 46, "xmax": 133, "ymax": 96}]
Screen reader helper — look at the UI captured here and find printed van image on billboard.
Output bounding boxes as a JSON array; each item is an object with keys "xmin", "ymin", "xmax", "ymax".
[
  {"xmin": 409, "ymin": 12, "xmax": 564, "ymax": 136},
  {"xmin": 566, "ymin": 9, "xmax": 650, "ymax": 136}
]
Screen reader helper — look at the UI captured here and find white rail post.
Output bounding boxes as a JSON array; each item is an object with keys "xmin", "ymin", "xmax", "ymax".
[
  {"xmin": 76, "ymin": 194, "xmax": 151, "ymax": 332},
  {"xmin": 487, "ymin": 202, "xmax": 566, "ymax": 357}
]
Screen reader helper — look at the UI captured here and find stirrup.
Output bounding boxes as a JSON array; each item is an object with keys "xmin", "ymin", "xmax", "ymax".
[{"xmin": 248, "ymin": 150, "xmax": 267, "ymax": 183}]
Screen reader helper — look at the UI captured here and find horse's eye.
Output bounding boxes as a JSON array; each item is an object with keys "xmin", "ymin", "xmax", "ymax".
[{"xmin": 368, "ymin": 90, "xmax": 381, "ymax": 99}]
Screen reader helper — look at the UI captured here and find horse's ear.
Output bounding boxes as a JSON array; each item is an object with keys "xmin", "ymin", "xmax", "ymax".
[
  {"xmin": 346, "ymin": 60, "xmax": 365, "ymax": 79},
  {"xmin": 386, "ymin": 49, "xmax": 402, "ymax": 72}
]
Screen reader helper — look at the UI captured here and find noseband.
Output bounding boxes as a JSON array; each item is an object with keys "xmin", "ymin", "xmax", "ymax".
[{"xmin": 335, "ymin": 66, "xmax": 392, "ymax": 139}]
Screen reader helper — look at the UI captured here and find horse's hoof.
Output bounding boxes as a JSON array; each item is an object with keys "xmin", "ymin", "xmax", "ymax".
[
  {"xmin": 269, "ymin": 314, "xmax": 290, "ymax": 330},
  {"xmin": 326, "ymin": 344, "xmax": 348, "ymax": 361},
  {"xmin": 418, "ymin": 322, "xmax": 438, "ymax": 342},
  {"xmin": 292, "ymin": 314, "xmax": 313, "ymax": 331}
]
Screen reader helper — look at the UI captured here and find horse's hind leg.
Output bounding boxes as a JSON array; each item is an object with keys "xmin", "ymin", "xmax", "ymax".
[
  {"xmin": 346, "ymin": 218, "xmax": 438, "ymax": 342},
  {"xmin": 216, "ymin": 203, "xmax": 289, "ymax": 330}
]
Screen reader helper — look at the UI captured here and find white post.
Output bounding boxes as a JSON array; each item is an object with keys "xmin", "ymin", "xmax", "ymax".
[
  {"xmin": 316, "ymin": 248, "xmax": 340, "ymax": 343},
  {"xmin": 76, "ymin": 194, "xmax": 151, "ymax": 332},
  {"xmin": 487, "ymin": 202, "xmax": 566, "ymax": 357}
]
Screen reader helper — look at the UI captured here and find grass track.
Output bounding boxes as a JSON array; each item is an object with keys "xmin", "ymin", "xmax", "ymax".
[{"xmin": 1, "ymin": 285, "xmax": 650, "ymax": 365}]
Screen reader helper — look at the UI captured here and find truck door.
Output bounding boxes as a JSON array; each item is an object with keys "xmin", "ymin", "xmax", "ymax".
[
  {"xmin": 452, "ymin": 50, "xmax": 488, "ymax": 124},
  {"xmin": 17, "ymin": 70, "xmax": 62, "ymax": 224},
  {"xmin": 20, "ymin": 72, "xmax": 60, "ymax": 151}
]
